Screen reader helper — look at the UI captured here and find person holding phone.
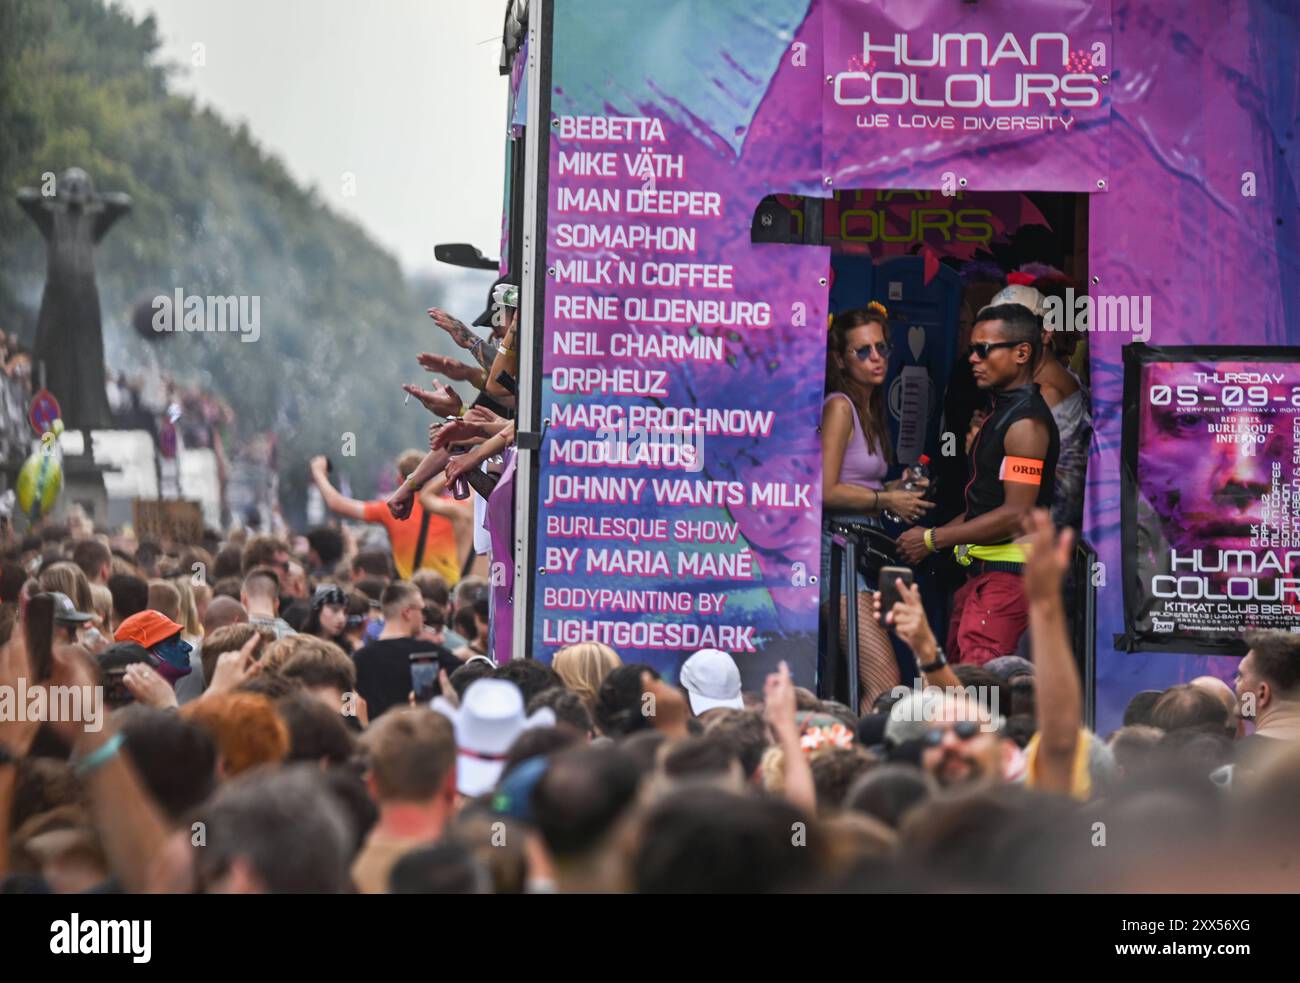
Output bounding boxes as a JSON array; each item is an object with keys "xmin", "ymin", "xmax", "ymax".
[
  {"xmin": 821, "ymin": 304, "xmax": 934, "ymax": 712},
  {"xmin": 352, "ymin": 582, "xmax": 459, "ymax": 719}
]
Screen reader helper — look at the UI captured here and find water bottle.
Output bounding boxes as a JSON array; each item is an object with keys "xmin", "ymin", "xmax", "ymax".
[{"xmin": 883, "ymin": 454, "xmax": 932, "ymax": 524}]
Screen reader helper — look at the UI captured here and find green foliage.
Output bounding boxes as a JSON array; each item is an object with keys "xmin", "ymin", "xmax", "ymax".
[{"xmin": 0, "ymin": 0, "xmax": 464, "ymax": 522}]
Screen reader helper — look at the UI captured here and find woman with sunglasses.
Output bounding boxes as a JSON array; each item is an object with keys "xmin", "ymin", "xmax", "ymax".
[
  {"xmin": 821, "ymin": 304, "xmax": 934, "ymax": 713},
  {"xmin": 303, "ymin": 584, "xmax": 352, "ymax": 652}
]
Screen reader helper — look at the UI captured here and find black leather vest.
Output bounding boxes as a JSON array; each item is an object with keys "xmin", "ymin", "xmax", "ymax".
[{"xmin": 963, "ymin": 383, "xmax": 1060, "ymax": 536}]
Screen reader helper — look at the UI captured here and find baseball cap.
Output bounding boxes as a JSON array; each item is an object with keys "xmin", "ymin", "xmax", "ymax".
[
  {"xmin": 978, "ymin": 284, "xmax": 1046, "ymax": 319},
  {"xmin": 48, "ymin": 591, "xmax": 93, "ymax": 624},
  {"xmin": 432, "ymin": 678, "xmax": 555, "ymax": 797},
  {"xmin": 115, "ymin": 609, "xmax": 183, "ymax": 650},
  {"xmin": 472, "ymin": 274, "xmax": 510, "ymax": 327},
  {"xmin": 679, "ymin": 648, "xmax": 744, "ymax": 715}
]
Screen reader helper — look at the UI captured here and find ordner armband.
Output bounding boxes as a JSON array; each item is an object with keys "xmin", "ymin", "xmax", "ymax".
[{"xmin": 999, "ymin": 456, "xmax": 1044, "ymax": 485}]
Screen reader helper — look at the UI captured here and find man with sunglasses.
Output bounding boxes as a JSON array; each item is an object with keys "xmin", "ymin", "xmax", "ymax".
[{"xmin": 897, "ymin": 303, "xmax": 1059, "ymax": 666}]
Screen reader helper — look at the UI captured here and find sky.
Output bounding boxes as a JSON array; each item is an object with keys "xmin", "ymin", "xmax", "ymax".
[{"xmin": 118, "ymin": 0, "xmax": 510, "ymax": 276}]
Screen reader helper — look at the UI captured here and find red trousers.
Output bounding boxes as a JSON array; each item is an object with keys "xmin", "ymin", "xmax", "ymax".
[{"xmin": 947, "ymin": 571, "xmax": 1029, "ymax": 666}]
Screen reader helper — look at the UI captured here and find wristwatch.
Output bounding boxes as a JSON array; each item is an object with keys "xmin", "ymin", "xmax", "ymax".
[{"xmin": 918, "ymin": 647, "xmax": 948, "ymax": 673}]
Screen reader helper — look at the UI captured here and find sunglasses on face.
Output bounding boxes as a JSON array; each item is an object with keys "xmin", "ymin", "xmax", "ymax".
[
  {"xmin": 851, "ymin": 341, "xmax": 892, "ymax": 361},
  {"xmin": 968, "ymin": 340, "xmax": 1024, "ymax": 360},
  {"xmin": 923, "ymin": 720, "xmax": 985, "ymax": 746}
]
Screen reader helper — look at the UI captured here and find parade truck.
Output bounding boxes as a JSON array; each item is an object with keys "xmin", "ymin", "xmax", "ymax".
[{"xmin": 465, "ymin": 0, "xmax": 1299, "ymax": 733}]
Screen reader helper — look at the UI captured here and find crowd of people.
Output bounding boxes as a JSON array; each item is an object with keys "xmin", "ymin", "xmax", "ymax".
[
  {"xmin": 0, "ymin": 499, "xmax": 1297, "ymax": 893},
  {"xmin": 0, "ymin": 269, "xmax": 1296, "ymax": 895}
]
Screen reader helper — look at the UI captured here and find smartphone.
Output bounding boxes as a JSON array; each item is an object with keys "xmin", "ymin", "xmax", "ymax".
[
  {"xmin": 409, "ymin": 652, "xmax": 441, "ymax": 703},
  {"xmin": 104, "ymin": 668, "xmax": 134, "ymax": 706},
  {"xmin": 878, "ymin": 566, "xmax": 914, "ymax": 618}
]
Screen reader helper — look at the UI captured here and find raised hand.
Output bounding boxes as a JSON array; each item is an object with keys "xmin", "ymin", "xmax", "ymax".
[
  {"xmin": 463, "ymin": 404, "xmax": 508, "ymax": 433},
  {"xmin": 445, "ymin": 451, "xmax": 477, "ymax": 485},
  {"xmin": 641, "ymin": 670, "xmax": 689, "ymax": 737},
  {"xmin": 427, "ymin": 308, "xmax": 477, "ymax": 349},
  {"xmin": 402, "ymin": 382, "xmax": 463, "ymax": 417},
  {"xmin": 123, "ymin": 662, "xmax": 179, "ymax": 709},
  {"xmin": 763, "ymin": 660, "xmax": 797, "ymax": 735},
  {"xmin": 1021, "ymin": 508, "xmax": 1073, "ymax": 606},
  {"xmin": 206, "ymin": 633, "xmax": 263, "ymax": 698},
  {"xmin": 417, "ymin": 352, "xmax": 482, "ymax": 384},
  {"xmin": 387, "ymin": 482, "xmax": 415, "ymax": 520},
  {"xmin": 432, "ymin": 419, "xmax": 486, "ymax": 451},
  {"xmin": 874, "ymin": 579, "xmax": 936, "ymax": 660}
]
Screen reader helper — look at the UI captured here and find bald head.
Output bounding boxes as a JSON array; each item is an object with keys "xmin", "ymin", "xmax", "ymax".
[
  {"xmin": 204, "ymin": 595, "xmax": 249, "ymax": 635},
  {"xmin": 1190, "ymin": 676, "xmax": 1237, "ymax": 720}
]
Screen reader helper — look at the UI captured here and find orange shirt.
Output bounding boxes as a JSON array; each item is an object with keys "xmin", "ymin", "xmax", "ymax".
[{"xmin": 363, "ymin": 498, "xmax": 461, "ymax": 584}]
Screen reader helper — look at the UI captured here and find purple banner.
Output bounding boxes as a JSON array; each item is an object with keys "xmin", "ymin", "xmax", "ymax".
[
  {"xmin": 534, "ymin": 2, "xmax": 830, "ymax": 688},
  {"xmin": 822, "ymin": 0, "xmax": 1111, "ymax": 192}
]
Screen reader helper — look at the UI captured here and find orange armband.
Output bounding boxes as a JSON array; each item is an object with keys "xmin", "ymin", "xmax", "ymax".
[{"xmin": 999, "ymin": 456, "xmax": 1044, "ymax": 485}]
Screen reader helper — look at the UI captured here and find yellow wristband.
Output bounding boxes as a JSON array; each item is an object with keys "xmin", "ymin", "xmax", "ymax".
[{"xmin": 923, "ymin": 528, "xmax": 936, "ymax": 552}]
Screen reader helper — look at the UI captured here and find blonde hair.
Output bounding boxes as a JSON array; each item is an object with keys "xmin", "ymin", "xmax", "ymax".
[
  {"xmin": 170, "ymin": 577, "xmax": 202, "ymax": 638},
  {"xmin": 760, "ymin": 745, "xmax": 786, "ymax": 795},
  {"xmin": 552, "ymin": 642, "xmax": 622, "ymax": 704},
  {"xmin": 89, "ymin": 584, "xmax": 113, "ymax": 627},
  {"xmin": 38, "ymin": 562, "xmax": 94, "ymax": 615},
  {"xmin": 259, "ymin": 634, "xmax": 315, "ymax": 674}
]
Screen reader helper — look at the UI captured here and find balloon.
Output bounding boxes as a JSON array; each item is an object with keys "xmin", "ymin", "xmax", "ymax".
[
  {"xmin": 18, "ymin": 418, "xmax": 65, "ymax": 519},
  {"xmin": 17, "ymin": 448, "xmax": 63, "ymax": 519}
]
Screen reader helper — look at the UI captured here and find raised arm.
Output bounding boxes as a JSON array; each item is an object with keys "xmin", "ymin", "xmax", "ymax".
[
  {"xmin": 50, "ymin": 646, "xmax": 171, "ymax": 893},
  {"xmin": 16, "ymin": 187, "xmax": 53, "ymax": 238},
  {"xmin": 874, "ymin": 579, "xmax": 961, "ymax": 690},
  {"xmin": 93, "ymin": 192, "xmax": 132, "ymax": 242},
  {"xmin": 484, "ymin": 310, "xmax": 520, "ymax": 399},
  {"xmin": 386, "ymin": 446, "xmax": 452, "ymax": 520},
  {"xmin": 309, "ymin": 455, "xmax": 367, "ymax": 521},
  {"xmin": 764, "ymin": 662, "xmax": 816, "ymax": 815},
  {"xmin": 1022, "ymin": 509, "xmax": 1081, "ymax": 795}
]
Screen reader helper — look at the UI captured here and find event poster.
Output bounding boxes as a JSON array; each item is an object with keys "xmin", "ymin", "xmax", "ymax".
[
  {"xmin": 821, "ymin": 0, "xmax": 1111, "ymax": 193},
  {"xmin": 1121, "ymin": 346, "xmax": 1300, "ymax": 652}
]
